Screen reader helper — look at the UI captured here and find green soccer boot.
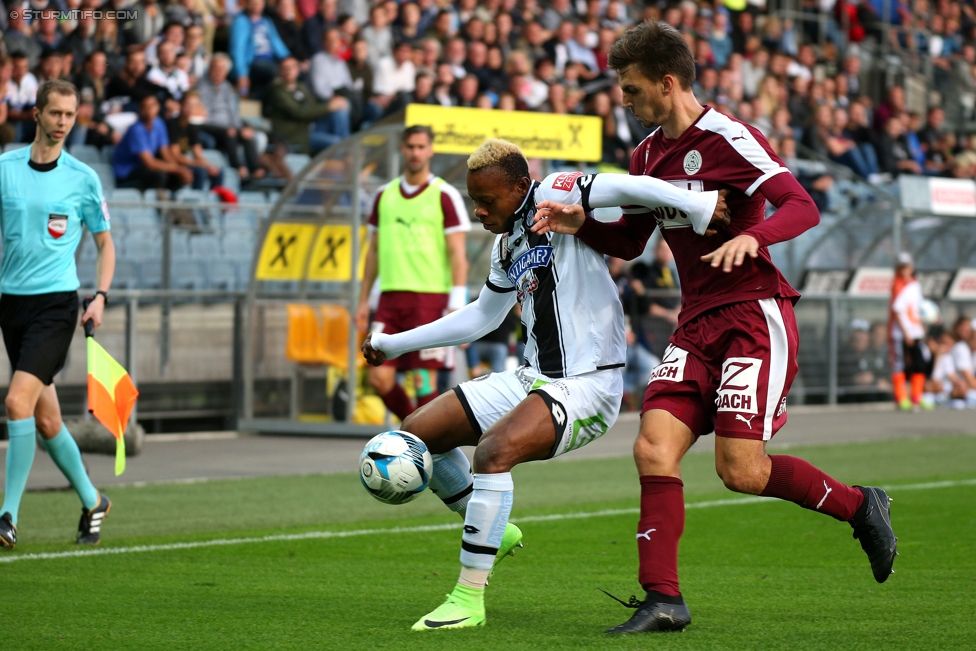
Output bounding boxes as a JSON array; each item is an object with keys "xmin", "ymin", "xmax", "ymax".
[
  {"xmin": 487, "ymin": 522, "xmax": 523, "ymax": 584},
  {"xmin": 412, "ymin": 584, "xmax": 486, "ymax": 630}
]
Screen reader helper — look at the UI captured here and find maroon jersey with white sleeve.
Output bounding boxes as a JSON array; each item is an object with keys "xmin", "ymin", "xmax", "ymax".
[{"xmin": 596, "ymin": 107, "xmax": 807, "ymax": 326}]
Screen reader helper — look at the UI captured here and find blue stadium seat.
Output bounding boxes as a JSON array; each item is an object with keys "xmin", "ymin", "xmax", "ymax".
[
  {"xmin": 89, "ymin": 162, "xmax": 115, "ymax": 195},
  {"xmin": 190, "ymin": 232, "xmax": 220, "ymax": 258},
  {"xmin": 70, "ymin": 144, "xmax": 101, "ymax": 166},
  {"xmin": 222, "ymin": 166, "xmax": 240, "ymax": 194},
  {"xmin": 4, "ymin": 143, "xmax": 27, "ymax": 152},
  {"xmin": 285, "ymin": 154, "xmax": 310, "ymax": 175},
  {"xmin": 205, "ymin": 260, "xmax": 239, "ymax": 289},
  {"xmin": 100, "ymin": 145, "xmax": 114, "ymax": 164},
  {"xmin": 238, "ymin": 191, "xmax": 268, "ymax": 204}
]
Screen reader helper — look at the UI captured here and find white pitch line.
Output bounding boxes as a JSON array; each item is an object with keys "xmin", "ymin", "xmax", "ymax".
[{"xmin": 2, "ymin": 478, "xmax": 973, "ymax": 564}]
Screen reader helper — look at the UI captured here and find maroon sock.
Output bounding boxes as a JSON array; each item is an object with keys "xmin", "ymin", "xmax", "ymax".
[
  {"xmin": 380, "ymin": 384, "xmax": 414, "ymax": 421},
  {"xmin": 637, "ymin": 476, "xmax": 685, "ymax": 597},
  {"xmin": 760, "ymin": 455, "xmax": 865, "ymax": 521},
  {"xmin": 416, "ymin": 392, "xmax": 438, "ymax": 409}
]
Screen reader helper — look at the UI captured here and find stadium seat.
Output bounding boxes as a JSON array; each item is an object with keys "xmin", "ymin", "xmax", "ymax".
[
  {"xmin": 318, "ymin": 304, "xmax": 365, "ymax": 371},
  {"xmin": 222, "ymin": 166, "xmax": 240, "ymax": 194},
  {"xmin": 90, "ymin": 162, "xmax": 115, "ymax": 195},
  {"xmin": 70, "ymin": 144, "xmax": 101, "ymax": 166},
  {"xmin": 285, "ymin": 304, "xmax": 328, "ymax": 364},
  {"xmin": 4, "ymin": 143, "xmax": 27, "ymax": 152},
  {"xmin": 285, "ymin": 154, "xmax": 311, "ymax": 175},
  {"xmin": 100, "ymin": 145, "xmax": 114, "ymax": 164},
  {"xmin": 205, "ymin": 260, "xmax": 239, "ymax": 289}
]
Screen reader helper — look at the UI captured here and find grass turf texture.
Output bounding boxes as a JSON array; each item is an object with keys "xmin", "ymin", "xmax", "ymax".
[{"xmin": 3, "ymin": 434, "xmax": 975, "ymax": 650}]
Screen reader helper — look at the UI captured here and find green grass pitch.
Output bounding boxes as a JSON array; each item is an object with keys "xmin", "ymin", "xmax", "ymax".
[{"xmin": 3, "ymin": 434, "xmax": 976, "ymax": 650}]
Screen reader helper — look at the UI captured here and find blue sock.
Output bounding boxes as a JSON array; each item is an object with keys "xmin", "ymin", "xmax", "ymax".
[
  {"xmin": 1, "ymin": 417, "xmax": 37, "ymax": 525},
  {"xmin": 41, "ymin": 425, "xmax": 99, "ymax": 510}
]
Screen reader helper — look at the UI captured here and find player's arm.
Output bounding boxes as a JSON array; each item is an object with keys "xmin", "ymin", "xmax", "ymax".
[
  {"xmin": 362, "ymin": 284, "xmax": 516, "ymax": 364},
  {"xmin": 535, "ymin": 173, "xmax": 723, "ymax": 236},
  {"xmin": 446, "ymin": 231, "xmax": 469, "ymax": 311},
  {"xmin": 701, "ymin": 171, "xmax": 820, "ymax": 273},
  {"xmin": 355, "ymin": 230, "xmax": 379, "ymax": 332}
]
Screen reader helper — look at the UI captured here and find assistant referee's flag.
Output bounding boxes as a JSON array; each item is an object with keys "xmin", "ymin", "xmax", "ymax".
[{"xmin": 84, "ymin": 300, "xmax": 138, "ymax": 475}]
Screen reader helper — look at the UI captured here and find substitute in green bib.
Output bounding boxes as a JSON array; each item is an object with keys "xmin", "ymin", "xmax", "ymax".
[
  {"xmin": 0, "ymin": 79, "xmax": 117, "ymax": 550},
  {"xmin": 355, "ymin": 125, "xmax": 470, "ymax": 421}
]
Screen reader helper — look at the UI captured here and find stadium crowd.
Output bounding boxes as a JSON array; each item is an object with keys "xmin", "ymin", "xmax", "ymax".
[{"xmin": 1, "ymin": 0, "xmax": 976, "ymax": 196}]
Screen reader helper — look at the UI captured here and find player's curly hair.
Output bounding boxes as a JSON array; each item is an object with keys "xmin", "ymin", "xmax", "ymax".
[{"xmin": 467, "ymin": 138, "xmax": 529, "ymax": 185}]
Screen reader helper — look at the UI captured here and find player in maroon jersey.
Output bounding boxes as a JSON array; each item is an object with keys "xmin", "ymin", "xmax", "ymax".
[{"xmin": 531, "ymin": 21, "xmax": 897, "ymax": 634}]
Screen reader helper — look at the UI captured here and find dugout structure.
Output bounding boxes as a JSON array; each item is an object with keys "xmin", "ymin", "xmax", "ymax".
[{"xmin": 238, "ymin": 107, "xmax": 602, "ymax": 436}]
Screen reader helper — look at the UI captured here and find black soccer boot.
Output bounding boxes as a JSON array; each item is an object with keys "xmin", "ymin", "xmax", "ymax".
[
  {"xmin": 0, "ymin": 512, "xmax": 16, "ymax": 549},
  {"xmin": 77, "ymin": 493, "xmax": 111, "ymax": 545},
  {"xmin": 849, "ymin": 486, "xmax": 898, "ymax": 583},
  {"xmin": 603, "ymin": 590, "xmax": 691, "ymax": 634}
]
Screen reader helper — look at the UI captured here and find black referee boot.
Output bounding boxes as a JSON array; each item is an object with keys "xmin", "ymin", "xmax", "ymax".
[
  {"xmin": 0, "ymin": 512, "xmax": 16, "ymax": 549},
  {"xmin": 603, "ymin": 590, "xmax": 691, "ymax": 633},
  {"xmin": 77, "ymin": 493, "xmax": 111, "ymax": 545}
]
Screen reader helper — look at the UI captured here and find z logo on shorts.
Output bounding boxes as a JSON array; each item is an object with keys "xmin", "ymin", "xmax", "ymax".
[
  {"xmin": 649, "ymin": 345, "xmax": 689, "ymax": 383},
  {"xmin": 716, "ymin": 357, "xmax": 762, "ymax": 415}
]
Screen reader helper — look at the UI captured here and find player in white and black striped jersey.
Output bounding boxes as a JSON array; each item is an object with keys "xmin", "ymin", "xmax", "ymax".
[{"xmin": 361, "ymin": 138, "xmax": 724, "ymax": 631}]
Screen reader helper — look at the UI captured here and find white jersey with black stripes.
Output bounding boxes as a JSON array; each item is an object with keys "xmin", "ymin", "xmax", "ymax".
[{"xmin": 485, "ymin": 172, "xmax": 627, "ymax": 378}]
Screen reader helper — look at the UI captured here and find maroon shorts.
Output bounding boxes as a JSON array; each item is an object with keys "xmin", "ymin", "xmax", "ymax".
[
  {"xmin": 370, "ymin": 291, "xmax": 454, "ymax": 370},
  {"xmin": 642, "ymin": 297, "xmax": 799, "ymax": 441}
]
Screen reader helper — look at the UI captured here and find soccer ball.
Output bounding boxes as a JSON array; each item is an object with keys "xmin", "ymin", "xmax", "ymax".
[
  {"xmin": 920, "ymin": 299, "xmax": 941, "ymax": 325},
  {"xmin": 359, "ymin": 430, "xmax": 433, "ymax": 504}
]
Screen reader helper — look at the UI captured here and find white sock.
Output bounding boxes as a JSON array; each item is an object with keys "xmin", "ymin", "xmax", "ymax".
[
  {"xmin": 581, "ymin": 172, "xmax": 718, "ymax": 235},
  {"xmin": 459, "ymin": 472, "xmax": 514, "ymax": 571},
  {"xmin": 427, "ymin": 448, "xmax": 473, "ymax": 518}
]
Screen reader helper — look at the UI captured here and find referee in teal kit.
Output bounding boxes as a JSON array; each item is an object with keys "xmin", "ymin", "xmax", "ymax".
[{"xmin": 0, "ymin": 79, "xmax": 116, "ymax": 549}]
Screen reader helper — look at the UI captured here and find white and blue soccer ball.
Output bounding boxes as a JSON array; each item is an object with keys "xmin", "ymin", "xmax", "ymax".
[{"xmin": 359, "ymin": 430, "xmax": 433, "ymax": 505}]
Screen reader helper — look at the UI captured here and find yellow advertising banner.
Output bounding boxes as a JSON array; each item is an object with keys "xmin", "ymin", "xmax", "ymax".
[
  {"xmin": 254, "ymin": 223, "xmax": 317, "ymax": 280},
  {"xmin": 307, "ymin": 225, "xmax": 369, "ymax": 282},
  {"xmin": 405, "ymin": 104, "xmax": 602, "ymax": 162}
]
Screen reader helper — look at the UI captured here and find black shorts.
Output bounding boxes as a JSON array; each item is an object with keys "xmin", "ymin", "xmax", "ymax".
[{"xmin": 0, "ymin": 291, "xmax": 79, "ymax": 385}]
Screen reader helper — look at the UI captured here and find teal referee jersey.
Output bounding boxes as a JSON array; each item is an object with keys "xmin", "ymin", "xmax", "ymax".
[{"xmin": 0, "ymin": 147, "xmax": 111, "ymax": 295}]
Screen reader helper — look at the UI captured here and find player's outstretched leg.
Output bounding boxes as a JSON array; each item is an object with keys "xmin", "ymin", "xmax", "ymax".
[
  {"xmin": 751, "ymin": 455, "xmax": 897, "ymax": 582},
  {"xmin": 0, "ymin": 417, "xmax": 38, "ymax": 549}
]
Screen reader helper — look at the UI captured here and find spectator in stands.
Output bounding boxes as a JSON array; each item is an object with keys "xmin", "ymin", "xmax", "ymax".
[
  {"xmin": 32, "ymin": 16, "xmax": 63, "ymax": 54},
  {"xmin": 94, "ymin": 18, "xmax": 125, "ymax": 77},
  {"xmin": 62, "ymin": 11, "xmax": 98, "ymax": 67},
  {"xmin": 373, "ymin": 40, "xmax": 416, "ymax": 116},
  {"xmin": 145, "ymin": 22, "xmax": 186, "ymax": 68},
  {"xmin": 874, "ymin": 85, "xmax": 906, "ymax": 131},
  {"xmin": 74, "ymin": 51, "xmax": 115, "ymax": 149},
  {"xmin": 839, "ymin": 319, "xmax": 891, "ymax": 401},
  {"xmin": 310, "ymin": 27, "xmax": 356, "ymax": 109},
  {"xmin": 0, "ymin": 56, "xmax": 14, "ymax": 146},
  {"xmin": 230, "ymin": 0, "xmax": 291, "ymax": 100},
  {"xmin": 183, "ymin": 25, "xmax": 210, "ymax": 83},
  {"xmin": 919, "ymin": 106, "xmax": 945, "ymax": 154},
  {"xmin": 779, "ymin": 136, "xmax": 833, "ymax": 212},
  {"xmin": 347, "ymin": 38, "xmax": 382, "ymax": 127},
  {"xmin": 113, "ymin": 94, "xmax": 193, "ymax": 194},
  {"xmin": 196, "ymin": 53, "xmax": 265, "ymax": 183},
  {"xmin": 36, "ymin": 48, "xmax": 66, "ymax": 86},
  {"xmin": 4, "ymin": 11, "xmax": 42, "ymax": 70},
  {"xmin": 394, "ymin": 2, "xmax": 425, "ymax": 45},
  {"xmin": 7, "ymin": 52, "xmax": 38, "ymax": 143},
  {"xmin": 623, "ymin": 238, "xmax": 680, "ymax": 359},
  {"xmin": 124, "ymin": 0, "xmax": 168, "ymax": 49},
  {"xmin": 148, "ymin": 41, "xmax": 191, "ymax": 101},
  {"xmin": 265, "ymin": 56, "xmax": 349, "ymax": 155},
  {"xmin": 302, "ymin": 0, "xmax": 339, "ymax": 57},
  {"xmin": 271, "ymin": 0, "xmax": 310, "ymax": 63},
  {"xmin": 106, "ymin": 51, "xmax": 159, "ymax": 114},
  {"xmin": 877, "ymin": 114, "xmax": 922, "ymax": 177},
  {"xmin": 361, "ymin": 3, "xmax": 393, "ymax": 68},
  {"xmin": 166, "ymin": 90, "xmax": 225, "ymax": 190}
]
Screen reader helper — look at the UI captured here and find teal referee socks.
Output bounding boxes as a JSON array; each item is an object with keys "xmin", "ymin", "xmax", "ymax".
[
  {"xmin": 2, "ymin": 417, "xmax": 37, "ymax": 525},
  {"xmin": 42, "ymin": 425, "xmax": 99, "ymax": 511}
]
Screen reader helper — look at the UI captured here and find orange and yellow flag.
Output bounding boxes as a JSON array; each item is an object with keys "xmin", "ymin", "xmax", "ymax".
[{"xmin": 87, "ymin": 337, "xmax": 139, "ymax": 475}]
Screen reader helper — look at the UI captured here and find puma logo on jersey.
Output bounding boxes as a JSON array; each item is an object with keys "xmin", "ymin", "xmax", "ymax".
[
  {"xmin": 735, "ymin": 414, "xmax": 755, "ymax": 429},
  {"xmin": 636, "ymin": 528, "xmax": 657, "ymax": 541},
  {"xmin": 816, "ymin": 481, "xmax": 833, "ymax": 510},
  {"xmin": 731, "ymin": 133, "xmax": 747, "ymax": 141}
]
